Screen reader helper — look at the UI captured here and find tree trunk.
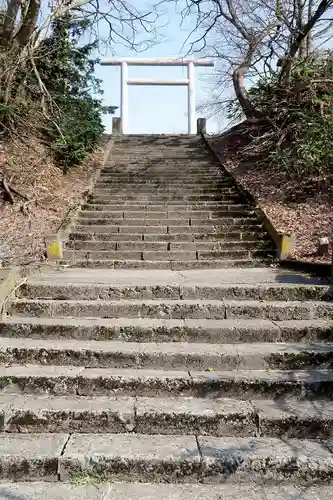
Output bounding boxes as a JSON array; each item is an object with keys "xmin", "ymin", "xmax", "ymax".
[
  {"xmin": 14, "ymin": 0, "xmax": 40, "ymax": 46},
  {"xmin": 0, "ymin": 0, "xmax": 21, "ymax": 47},
  {"xmin": 232, "ymin": 49, "xmax": 261, "ymax": 121}
]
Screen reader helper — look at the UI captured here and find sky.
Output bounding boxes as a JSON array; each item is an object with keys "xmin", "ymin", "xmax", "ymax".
[{"xmin": 94, "ymin": 1, "xmax": 222, "ymax": 135}]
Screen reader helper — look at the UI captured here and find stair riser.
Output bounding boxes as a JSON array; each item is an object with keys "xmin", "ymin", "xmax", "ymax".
[
  {"xmin": 99, "ymin": 174, "xmax": 225, "ymax": 180},
  {"xmin": 92, "ymin": 191, "xmax": 241, "ymax": 199},
  {"xmin": 0, "ymin": 372, "xmax": 331, "ymax": 401},
  {"xmin": 65, "ymin": 241, "xmax": 271, "ymax": 252},
  {"xmin": 58, "ymin": 259, "xmax": 272, "ymax": 270},
  {"xmin": 73, "ymin": 224, "xmax": 262, "ymax": 234},
  {"xmin": 1, "ymin": 321, "xmax": 332, "ymax": 343},
  {"xmin": 68, "ymin": 232, "xmax": 270, "ymax": 242},
  {"xmin": 0, "ymin": 346, "xmax": 331, "ymax": 371},
  {"xmin": 85, "ymin": 202, "xmax": 246, "ymax": 208},
  {"xmin": 95, "ymin": 181, "xmax": 235, "ymax": 187},
  {"xmin": 78, "ymin": 210, "xmax": 252, "ymax": 219},
  {"xmin": 10, "ymin": 301, "xmax": 333, "ymax": 321},
  {"xmin": 75, "ymin": 217, "xmax": 258, "ymax": 227},
  {"xmin": 96, "ymin": 182, "xmax": 232, "ymax": 188},
  {"xmin": 0, "ymin": 406, "xmax": 256, "ymax": 437},
  {"xmin": 62, "ymin": 250, "xmax": 270, "ymax": 261},
  {"xmin": 19, "ymin": 284, "xmax": 328, "ymax": 302},
  {"xmin": 1, "ymin": 403, "xmax": 332, "ymax": 440},
  {"xmin": 89, "ymin": 197, "xmax": 244, "ymax": 204},
  {"xmin": 82, "ymin": 204, "xmax": 250, "ymax": 212},
  {"xmin": 90, "ymin": 196, "xmax": 243, "ymax": 202}
]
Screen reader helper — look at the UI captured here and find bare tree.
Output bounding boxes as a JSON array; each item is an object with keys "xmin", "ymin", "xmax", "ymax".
[
  {"xmin": 166, "ymin": 0, "xmax": 333, "ymax": 121},
  {"xmin": 0, "ymin": 0, "xmax": 161, "ymax": 49}
]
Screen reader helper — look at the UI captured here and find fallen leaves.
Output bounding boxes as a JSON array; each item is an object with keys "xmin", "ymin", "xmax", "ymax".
[{"xmin": 212, "ymin": 135, "xmax": 333, "ymax": 264}]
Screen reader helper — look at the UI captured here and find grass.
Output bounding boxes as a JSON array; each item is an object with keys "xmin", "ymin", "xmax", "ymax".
[{"xmin": 69, "ymin": 470, "xmax": 110, "ymax": 488}]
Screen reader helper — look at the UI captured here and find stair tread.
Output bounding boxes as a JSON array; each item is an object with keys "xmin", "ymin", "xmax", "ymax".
[
  {"xmin": 1, "ymin": 483, "xmax": 333, "ymax": 500},
  {"xmin": 1, "ymin": 336, "xmax": 333, "ymax": 354},
  {"xmin": 3, "ymin": 315, "xmax": 333, "ymax": 328},
  {"xmin": 0, "ymin": 363, "xmax": 332, "ymax": 381},
  {"xmin": 11, "ymin": 298, "xmax": 333, "ymax": 306}
]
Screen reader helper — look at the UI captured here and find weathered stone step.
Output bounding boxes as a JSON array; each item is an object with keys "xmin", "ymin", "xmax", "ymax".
[
  {"xmin": 75, "ymin": 217, "xmax": 258, "ymax": 227},
  {"xmin": 0, "ymin": 364, "xmax": 332, "ymax": 398},
  {"xmin": 62, "ymin": 249, "xmax": 271, "ymax": 262},
  {"xmin": 19, "ymin": 280, "xmax": 328, "ymax": 301},
  {"xmin": 78, "ymin": 209, "xmax": 253, "ymax": 219},
  {"xmin": 1, "ymin": 316, "xmax": 332, "ymax": 343},
  {"xmin": 97, "ymin": 177, "xmax": 230, "ymax": 184},
  {"xmin": 68, "ymin": 231, "xmax": 270, "ymax": 243},
  {"xmin": 90, "ymin": 196, "xmax": 244, "ymax": 204},
  {"xmin": 3, "ymin": 483, "xmax": 333, "ymax": 500},
  {"xmin": 0, "ymin": 432, "xmax": 332, "ymax": 483},
  {"xmin": 1, "ymin": 394, "xmax": 333, "ymax": 439},
  {"xmin": 73, "ymin": 224, "xmax": 262, "ymax": 235},
  {"xmin": 94, "ymin": 185, "xmax": 237, "ymax": 193},
  {"xmin": 58, "ymin": 259, "xmax": 273, "ymax": 270},
  {"xmin": 94, "ymin": 184, "xmax": 236, "ymax": 190},
  {"xmin": 83, "ymin": 203, "xmax": 251, "ymax": 212},
  {"xmin": 92, "ymin": 190, "xmax": 241, "ymax": 198},
  {"xmin": 0, "ymin": 337, "xmax": 332, "ymax": 370},
  {"xmin": 65, "ymin": 240, "xmax": 272, "ymax": 252},
  {"xmin": 63, "ymin": 250, "xmax": 199, "ymax": 261},
  {"xmin": 10, "ymin": 299, "xmax": 333, "ymax": 320},
  {"xmin": 100, "ymin": 172, "xmax": 225, "ymax": 179},
  {"xmin": 95, "ymin": 180, "xmax": 234, "ymax": 187},
  {"xmin": 91, "ymin": 194, "xmax": 242, "ymax": 202}
]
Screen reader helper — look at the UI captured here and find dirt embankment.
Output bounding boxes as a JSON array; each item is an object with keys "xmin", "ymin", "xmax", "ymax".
[
  {"xmin": 210, "ymin": 124, "xmax": 333, "ymax": 264},
  {"xmin": 0, "ymin": 136, "xmax": 103, "ymax": 267}
]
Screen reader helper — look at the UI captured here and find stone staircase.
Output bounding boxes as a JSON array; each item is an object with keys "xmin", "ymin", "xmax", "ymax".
[
  {"xmin": 0, "ymin": 135, "xmax": 332, "ymax": 498},
  {"xmin": 63, "ymin": 135, "xmax": 276, "ymax": 268}
]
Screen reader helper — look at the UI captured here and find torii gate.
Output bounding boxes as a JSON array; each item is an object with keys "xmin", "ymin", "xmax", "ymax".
[{"xmin": 101, "ymin": 58, "xmax": 214, "ymax": 135}]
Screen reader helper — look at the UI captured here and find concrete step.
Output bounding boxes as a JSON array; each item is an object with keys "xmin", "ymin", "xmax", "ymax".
[
  {"xmin": 58, "ymin": 259, "xmax": 274, "ymax": 270},
  {"xmin": 92, "ymin": 190, "xmax": 241, "ymax": 197},
  {"xmin": 0, "ymin": 337, "xmax": 332, "ymax": 370},
  {"xmin": 1, "ymin": 393, "xmax": 333, "ymax": 439},
  {"xmin": 89, "ymin": 196, "xmax": 244, "ymax": 204},
  {"xmin": 90, "ymin": 195, "xmax": 242, "ymax": 202},
  {"xmin": 99, "ymin": 172, "xmax": 226, "ymax": 179},
  {"xmin": 68, "ymin": 231, "xmax": 271, "ymax": 243},
  {"xmin": 62, "ymin": 249, "xmax": 272, "ymax": 262},
  {"xmin": 18, "ymin": 280, "xmax": 329, "ymax": 301},
  {"xmin": 78, "ymin": 209, "xmax": 253, "ymax": 219},
  {"xmin": 10, "ymin": 298, "xmax": 333, "ymax": 320},
  {"xmin": 83, "ymin": 203, "xmax": 251, "ymax": 212},
  {"xmin": 73, "ymin": 223, "xmax": 263, "ymax": 234},
  {"xmin": 2, "ymin": 316, "xmax": 332, "ymax": 343},
  {"xmin": 0, "ymin": 364, "xmax": 333, "ymax": 399},
  {"xmin": 74, "ymin": 217, "xmax": 257, "ymax": 226},
  {"xmin": 97, "ymin": 176, "xmax": 231, "ymax": 183},
  {"xmin": 95, "ymin": 180, "xmax": 235, "ymax": 187},
  {"xmin": 2, "ymin": 482, "xmax": 332, "ymax": 500},
  {"xmin": 0, "ymin": 432, "xmax": 332, "ymax": 483},
  {"xmin": 65, "ymin": 240, "xmax": 272, "ymax": 252},
  {"xmin": 63, "ymin": 250, "xmax": 199, "ymax": 261},
  {"xmin": 94, "ymin": 186, "xmax": 237, "ymax": 193}
]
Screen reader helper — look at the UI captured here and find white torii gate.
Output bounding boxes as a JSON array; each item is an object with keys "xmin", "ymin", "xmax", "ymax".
[{"xmin": 101, "ymin": 58, "xmax": 214, "ymax": 135}]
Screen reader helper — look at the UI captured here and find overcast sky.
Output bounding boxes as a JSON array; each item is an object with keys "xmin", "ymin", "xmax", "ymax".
[{"xmin": 94, "ymin": 1, "xmax": 223, "ymax": 135}]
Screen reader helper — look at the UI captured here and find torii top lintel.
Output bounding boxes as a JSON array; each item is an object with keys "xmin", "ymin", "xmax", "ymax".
[{"xmin": 101, "ymin": 58, "xmax": 214, "ymax": 67}]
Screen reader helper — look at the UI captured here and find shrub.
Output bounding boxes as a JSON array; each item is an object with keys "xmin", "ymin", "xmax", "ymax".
[{"xmin": 229, "ymin": 52, "xmax": 333, "ymax": 180}]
